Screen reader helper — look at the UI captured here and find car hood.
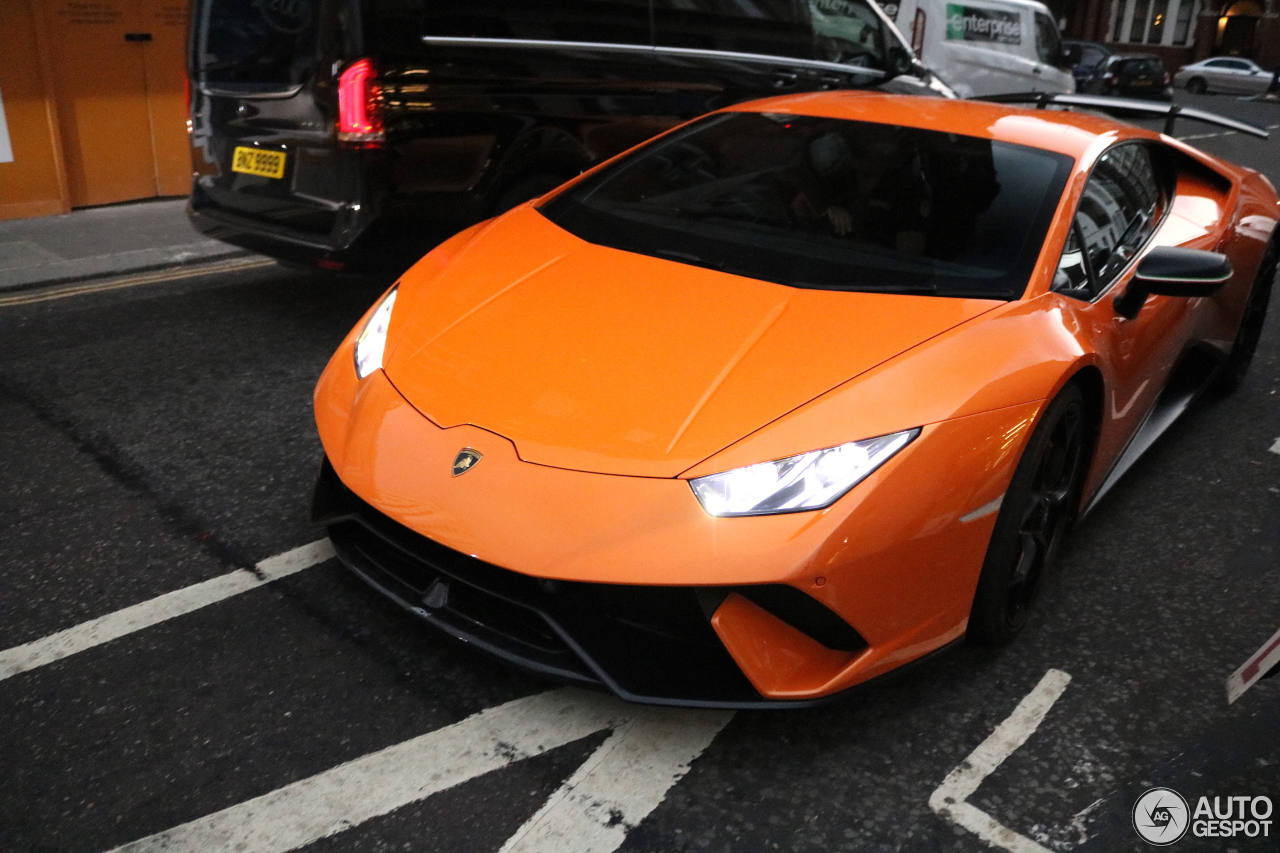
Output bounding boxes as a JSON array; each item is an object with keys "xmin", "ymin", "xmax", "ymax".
[{"xmin": 384, "ymin": 207, "xmax": 1000, "ymax": 477}]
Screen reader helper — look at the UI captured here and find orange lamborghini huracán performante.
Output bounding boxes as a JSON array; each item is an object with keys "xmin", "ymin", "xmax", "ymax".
[{"xmin": 312, "ymin": 92, "xmax": 1276, "ymax": 707}]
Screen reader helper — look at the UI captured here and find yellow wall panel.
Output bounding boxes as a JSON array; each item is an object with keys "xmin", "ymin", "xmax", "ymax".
[
  {"xmin": 0, "ymin": 0, "xmax": 70, "ymax": 221},
  {"xmin": 41, "ymin": 0, "xmax": 158, "ymax": 206}
]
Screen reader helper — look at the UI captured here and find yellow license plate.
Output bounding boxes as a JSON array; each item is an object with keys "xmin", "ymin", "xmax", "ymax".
[{"xmin": 231, "ymin": 146, "xmax": 287, "ymax": 179}]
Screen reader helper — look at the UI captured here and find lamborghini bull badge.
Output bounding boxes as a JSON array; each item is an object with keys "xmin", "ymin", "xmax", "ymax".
[{"xmin": 452, "ymin": 449, "xmax": 482, "ymax": 477}]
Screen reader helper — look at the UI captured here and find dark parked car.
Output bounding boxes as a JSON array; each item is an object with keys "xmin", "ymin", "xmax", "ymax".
[
  {"xmin": 1062, "ymin": 39, "xmax": 1113, "ymax": 89},
  {"xmin": 187, "ymin": 0, "xmax": 949, "ymax": 274},
  {"xmin": 1082, "ymin": 53, "xmax": 1172, "ymax": 101}
]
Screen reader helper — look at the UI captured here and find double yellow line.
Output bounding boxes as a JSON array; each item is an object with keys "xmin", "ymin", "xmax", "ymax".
[{"xmin": 0, "ymin": 256, "xmax": 277, "ymax": 308}]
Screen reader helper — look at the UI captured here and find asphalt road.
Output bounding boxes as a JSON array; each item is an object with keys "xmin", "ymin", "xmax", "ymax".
[{"xmin": 1, "ymin": 91, "xmax": 1278, "ymax": 853}]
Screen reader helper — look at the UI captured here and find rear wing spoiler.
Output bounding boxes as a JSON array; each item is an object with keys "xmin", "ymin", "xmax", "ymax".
[{"xmin": 974, "ymin": 92, "xmax": 1269, "ymax": 140}]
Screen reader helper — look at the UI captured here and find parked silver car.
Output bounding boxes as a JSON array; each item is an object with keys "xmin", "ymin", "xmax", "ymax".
[{"xmin": 1174, "ymin": 57, "xmax": 1275, "ymax": 95}]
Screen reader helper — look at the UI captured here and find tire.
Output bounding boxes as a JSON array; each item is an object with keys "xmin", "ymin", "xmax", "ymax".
[
  {"xmin": 1213, "ymin": 240, "xmax": 1276, "ymax": 394},
  {"xmin": 968, "ymin": 384, "xmax": 1088, "ymax": 644},
  {"xmin": 1186, "ymin": 77, "xmax": 1207, "ymax": 94},
  {"xmin": 490, "ymin": 172, "xmax": 575, "ymax": 216}
]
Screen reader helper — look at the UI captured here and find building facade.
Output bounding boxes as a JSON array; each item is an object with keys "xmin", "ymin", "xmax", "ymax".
[{"xmin": 1062, "ymin": 0, "xmax": 1279, "ymax": 70}]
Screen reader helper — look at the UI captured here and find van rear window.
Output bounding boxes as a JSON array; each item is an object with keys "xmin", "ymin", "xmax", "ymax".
[
  {"xmin": 1120, "ymin": 58, "xmax": 1164, "ymax": 77},
  {"xmin": 195, "ymin": 0, "xmax": 321, "ymax": 93}
]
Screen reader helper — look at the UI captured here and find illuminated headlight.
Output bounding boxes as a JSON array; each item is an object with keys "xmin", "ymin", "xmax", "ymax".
[
  {"xmin": 690, "ymin": 429, "xmax": 920, "ymax": 517},
  {"xmin": 354, "ymin": 287, "xmax": 397, "ymax": 379}
]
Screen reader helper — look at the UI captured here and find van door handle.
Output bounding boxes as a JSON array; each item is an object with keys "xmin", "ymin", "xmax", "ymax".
[
  {"xmin": 771, "ymin": 70, "xmax": 799, "ymax": 88},
  {"xmin": 1032, "ymin": 66, "xmax": 1043, "ymax": 74},
  {"xmin": 124, "ymin": 32, "xmax": 153, "ymax": 42}
]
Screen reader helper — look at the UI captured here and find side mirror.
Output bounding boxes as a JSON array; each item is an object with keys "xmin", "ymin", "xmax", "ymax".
[
  {"xmin": 1057, "ymin": 47, "xmax": 1077, "ymax": 70},
  {"xmin": 1113, "ymin": 246, "xmax": 1232, "ymax": 319},
  {"xmin": 885, "ymin": 44, "xmax": 916, "ymax": 78}
]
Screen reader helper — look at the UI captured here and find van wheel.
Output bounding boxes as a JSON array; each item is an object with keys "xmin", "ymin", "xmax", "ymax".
[
  {"xmin": 968, "ymin": 384, "xmax": 1087, "ymax": 644},
  {"xmin": 1186, "ymin": 77, "xmax": 1207, "ymax": 94},
  {"xmin": 491, "ymin": 172, "xmax": 574, "ymax": 215},
  {"xmin": 1213, "ymin": 240, "xmax": 1276, "ymax": 395}
]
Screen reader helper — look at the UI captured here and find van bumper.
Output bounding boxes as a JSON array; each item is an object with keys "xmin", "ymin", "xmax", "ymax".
[{"xmin": 188, "ymin": 190, "xmax": 467, "ymax": 276}]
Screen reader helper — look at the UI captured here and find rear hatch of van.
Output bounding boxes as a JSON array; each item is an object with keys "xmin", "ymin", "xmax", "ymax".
[{"xmin": 188, "ymin": 0, "xmax": 367, "ymax": 260}]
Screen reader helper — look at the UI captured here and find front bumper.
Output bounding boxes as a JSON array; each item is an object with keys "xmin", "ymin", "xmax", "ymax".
[
  {"xmin": 314, "ymin": 456, "xmax": 868, "ymax": 708},
  {"xmin": 315, "ymin": 356, "xmax": 1034, "ymax": 703}
]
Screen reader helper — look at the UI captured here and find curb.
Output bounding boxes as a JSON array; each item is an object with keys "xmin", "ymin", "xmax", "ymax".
[
  {"xmin": 0, "ymin": 256, "xmax": 277, "ymax": 308},
  {"xmin": 0, "ymin": 241, "xmax": 255, "ymax": 295}
]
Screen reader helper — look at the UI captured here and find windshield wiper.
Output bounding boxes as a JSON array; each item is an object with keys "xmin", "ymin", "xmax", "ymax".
[
  {"xmin": 789, "ymin": 281, "xmax": 938, "ymax": 294},
  {"xmin": 650, "ymin": 248, "xmax": 724, "ymax": 271}
]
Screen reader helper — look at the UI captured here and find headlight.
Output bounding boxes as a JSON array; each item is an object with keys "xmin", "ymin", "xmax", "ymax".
[
  {"xmin": 690, "ymin": 429, "xmax": 920, "ymax": 517},
  {"xmin": 354, "ymin": 287, "xmax": 397, "ymax": 379}
]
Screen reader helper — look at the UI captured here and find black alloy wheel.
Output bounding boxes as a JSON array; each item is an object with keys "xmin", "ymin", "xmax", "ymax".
[
  {"xmin": 1213, "ymin": 240, "xmax": 1276, "ymax": 394},
  {"xmin": 969, "ymin": 384, "xmax": 1088, "ymax": 643},
  {"xmin": 1186, "ymin": 77, "xmax": 1207, "ymax": 94}
]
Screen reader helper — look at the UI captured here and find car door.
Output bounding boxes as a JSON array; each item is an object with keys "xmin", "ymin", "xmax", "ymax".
[
  {"xmin": 1075, "ymin": 44, "xmax": 1108, "ymax": 88},
  {"xmin": 1236, "ymin": 60, "xmax": 1271, "ymax": 94},
  {"xmin": 1051, "ymin": 143, "xmax": 1193, "ymax": 480},
  {"xmin": 1198, "ymin": 59, "xmax": 1233, "ymax": 92},
  {"xmin": 1211, "ymin": 58, "xmax": 1255, "ymax": 93}
]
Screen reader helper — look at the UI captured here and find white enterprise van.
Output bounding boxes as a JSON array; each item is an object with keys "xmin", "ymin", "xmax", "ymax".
[{"xmin": 882, "ymin": 0, "xmax": 1075, "ymax": 97}]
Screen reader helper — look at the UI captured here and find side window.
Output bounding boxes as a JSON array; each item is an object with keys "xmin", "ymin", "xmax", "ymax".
[
  {"xmin": 1079, "ymin": 47, "xmax": 1106, "ymax": 72},
  {"xmin": 1055, "ymin": 144, "xmax": 1164, "ymax": 299},
  {"xmin": 807, "ymin": 0, "xmax": 888, "ymax": 67},
  {"xmin": 421, "ymin": 0, "xmax": 651, "ymax": 46},
  {"xmin": 652, "ymin": 0, "xmax": 811, "ymax": 58},
  {"xmin": 1034, "ymin": 12, "xmax": 1061, "ymax": 65},
  {"xmin": 1054, "ymin": 222, "xmax": 1090, "ymax": 296}
]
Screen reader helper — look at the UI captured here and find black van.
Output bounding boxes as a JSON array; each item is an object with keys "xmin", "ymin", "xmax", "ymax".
[{"xmin": 187, "ymin": 0, "xmax": 951, "ymax": 274}]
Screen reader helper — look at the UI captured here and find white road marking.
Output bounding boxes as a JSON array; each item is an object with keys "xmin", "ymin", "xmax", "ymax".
[
  {"xmin": 1176, "ymin": 123, "xmax": 1277, "ymax": 142},
  {"xmin": 1269, "ymin": 437, "xmax": 1280, "ymax": 455},
  {"xmin": 929, "ymin": 669, "xmax": 1072, "ymax": 853},
  {"xmin": 500, "ymin": 706, "xmax": 734, "ymax": 853},
  {"xmin": 0, "ymin": 257, "xmax": 276, "ymax": 308},
  {"xmin": 107, "ymin": 688, "xmax": 731, "ymax": 853},
  {"xmin": 1226, "ymin": 624, "xmax": 1280, "ymax": 704},
  {"xmin": 0, "ymin": 539, "xmax": 334, "ymax": 682}
]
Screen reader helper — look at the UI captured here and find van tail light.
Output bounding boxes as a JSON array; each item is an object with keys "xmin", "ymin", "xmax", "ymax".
[
  {"xmin": 910, "ymin": 9, "xmax": 926, "ymax": 55},
  {"xmin": 337, "ymin": 58, "xmax": 385, "ymax": 148}
]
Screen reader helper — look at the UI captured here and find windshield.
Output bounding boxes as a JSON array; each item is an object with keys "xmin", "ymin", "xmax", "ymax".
[
  {"xmin": 540, "ymin": 112, "xmax": 1072, "ymax": 299},
  {"xmin": 195, "ymin": 0, "xmax": 322, "ymax": 93}
]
